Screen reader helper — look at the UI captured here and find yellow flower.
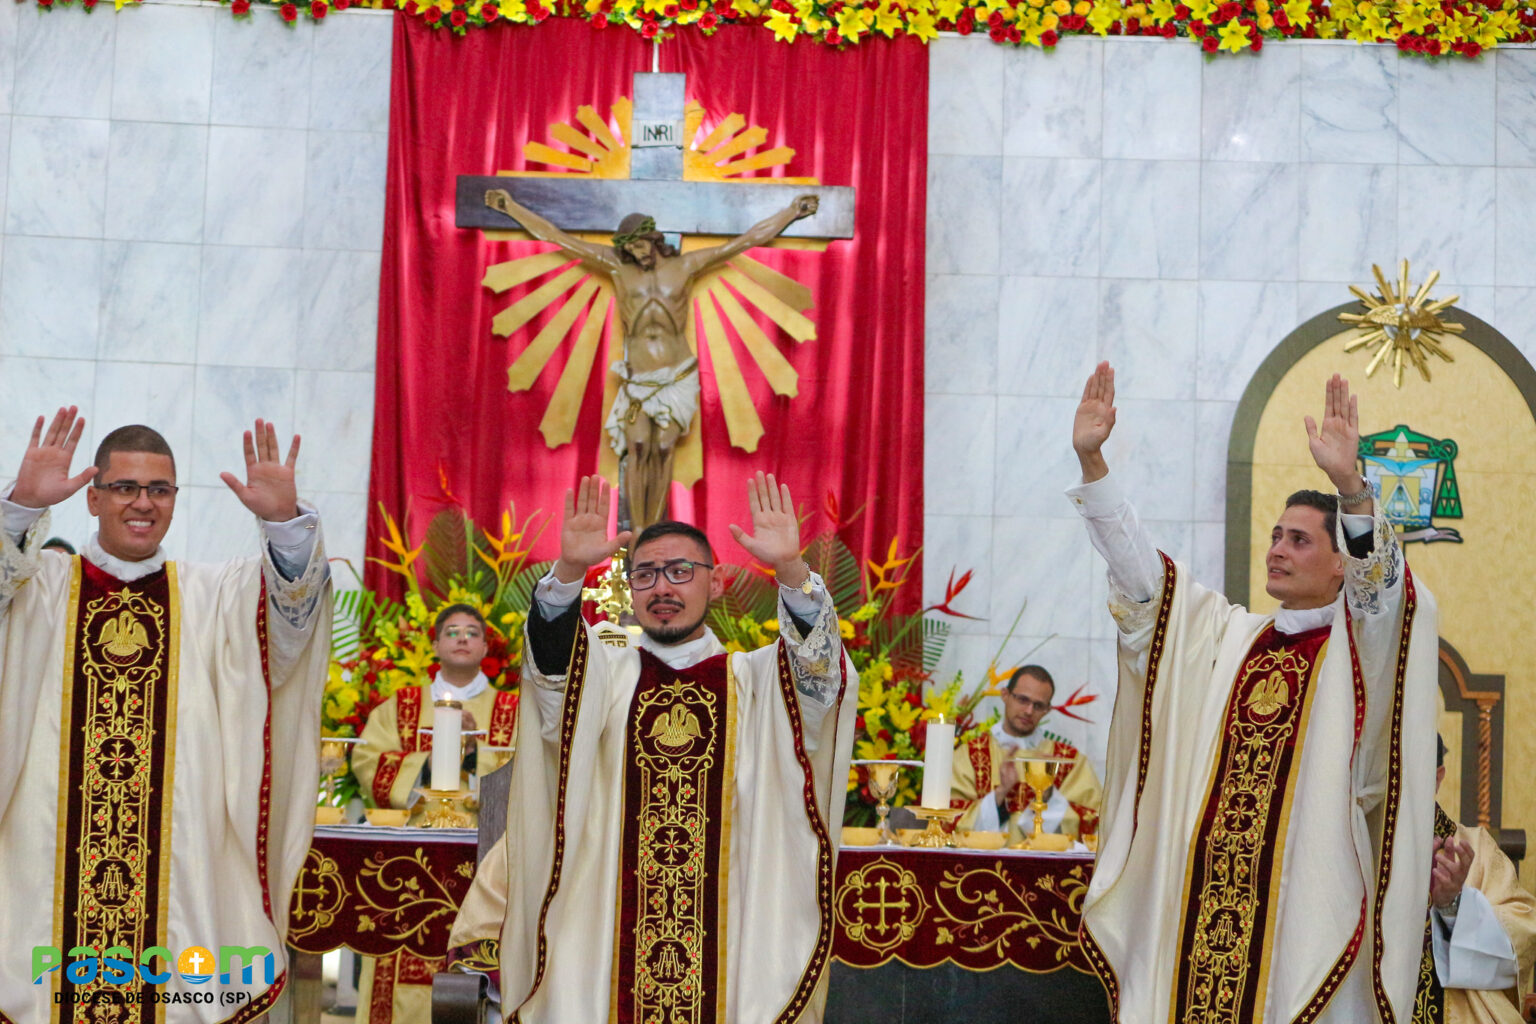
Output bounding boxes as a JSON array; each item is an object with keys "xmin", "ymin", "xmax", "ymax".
[
  {"xmin": 935, "ymin": 0, "xmax": 964, "ymax": 17},
  {"xmin": 1257, "ymin": 12, "xmax": 1273, "ymax": 26},
  {"xmin": 1217, "ymin": 15, "xmax": 1252, "ymax": 47},
  {"xmin": 1186, "ymin": 0, "xmax": 1215, "ymax": 18},
  {"xmin": 1041, "ymin": 11, "xmax": 1058, "ymax": 26},
  {"xmin": 836, "ymin": 4, "xmax": 867, "ymax": 35},
  {"xmin": 766, "ymin": 7, "xmax": 800, "ymax": 38},
  {"xmin": 1282, "ymin": 0, "xmax": 1310, "ymax": 24},
  {"xmin": 1072, "ymin": 0, "xmax": 1090, "ymax": 12},
  {"xmin": 874, "ymin": 2, "xmax": 904, "ymax": 34},
  {"xmin": 838, "ymin": 619, "xmax": 856, "ymax": 639},
  {"xmin": 1051, "ymin": 0, "xmax": 1070, "ymax": 14},
  {"xmin": 1087, "ymin": 0, "xmax": 1121, "ymax": 33},
  {"xmin": 907, "ymin": 7, "xmax": 939, "ymax": 36}
]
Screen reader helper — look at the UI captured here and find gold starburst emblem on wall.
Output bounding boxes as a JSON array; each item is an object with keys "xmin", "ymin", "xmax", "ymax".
[{"xmin": 1338, "ymin": 260, "xmax": 1462, "ymax": 388}]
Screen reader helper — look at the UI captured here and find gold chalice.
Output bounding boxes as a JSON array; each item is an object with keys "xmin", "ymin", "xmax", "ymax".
[
  {"xmin": 851, "ymin": 759, "xmax": 923, "ymax": 845},
  {"xmin": 1009, "ymin": 754, "xmax": 1076, "ymax": 852},
  {"xmin": 315, "ymin": 736, "xmax": 360, "ymax": 824}
]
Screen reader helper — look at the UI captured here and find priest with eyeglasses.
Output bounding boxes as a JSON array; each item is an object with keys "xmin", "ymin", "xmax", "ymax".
[
  {"xmin": 486, "ymin": 471, "xmax": 856, "ymax": 1024},
  {"xmin": 0, "ymin": 408, "xmax": 331, "ymax": 1022}
]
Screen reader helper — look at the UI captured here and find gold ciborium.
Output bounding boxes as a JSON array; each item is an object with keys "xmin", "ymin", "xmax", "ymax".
[
  {"xmin": 851, "ymin": 759, "xmax": 923, "ymax": 845},
  {"xmin": 907, "ymin": 806, "xmax": 964, "ymax": 848},
  {"xmin": 1009, "ymin": 754, "xmax": 1076, "ymax": 852}
]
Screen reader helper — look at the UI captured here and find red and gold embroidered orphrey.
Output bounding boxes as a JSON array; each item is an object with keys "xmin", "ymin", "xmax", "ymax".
[
  {"xmin": 614, "ymin": 650, "xmax": 736, "ymax": 1024},
  {"xmin": 1172, "ymin": 623, "xmax": 1331, "ymax": 1024},
  {"xmin": 371, "ymin": 688, "xmax": 424, "ymax": 806},
  {"xmin": 52, "ymin": 559, "xmax": 181, "ymax": 1024},
  {"xmin": 960, "ymin": 734, "xmax": 1080, "ymax": 815}
]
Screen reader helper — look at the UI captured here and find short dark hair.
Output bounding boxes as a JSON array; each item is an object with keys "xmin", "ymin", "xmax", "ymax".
[
  {"xmin": 42, "ymin": 537, "xmax": 76, "ymax": 555},
  {"xmin": 632, "ymin": 520, "xmax": 715, "ymax": 565},
  {"xmin": 1006, "ymin": 664, "xmax": 1055, "ymax": 698},
  {"xmin": 1437, "ymin": 733, "xmax": 1447, "ymax": 768},
  {"xmin": 1283, "ymin": 489, "xmax": 1339, "ymax": 551},
  {"xmin": 433, "ymin": 603, "xmax": 486, "ymax": 635},
  {"xmin": 94, "ymin": 425, "xmax": 175, "ymax": 480}
]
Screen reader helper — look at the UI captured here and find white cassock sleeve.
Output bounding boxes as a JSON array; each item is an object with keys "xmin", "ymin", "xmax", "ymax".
[{"xmin": 1432, "ymin": 886, "xmax": 1521, "ymax": 991}]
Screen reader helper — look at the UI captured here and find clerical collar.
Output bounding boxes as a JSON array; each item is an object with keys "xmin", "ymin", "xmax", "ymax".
[
  {"xmin": 639, "ymin": 627, "xmax": 725, "ymax": 671},
  {"xmin": 992, "ymin": 720, "xmax": 1040, "ymax": 750},
  {"xmin": 83, "ymin": 532, "xmax": 167, "ymax": 583},
  {"xmin": 1273, "ymin": 595, "xmax": 1339, "ymax": 636},
  {"xmin": 433, "ymin": 673, "xmax": 489, "ymax": 703}
]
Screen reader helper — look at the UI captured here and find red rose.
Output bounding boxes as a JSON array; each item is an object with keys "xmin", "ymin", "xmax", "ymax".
[
  {"xmin": 593, "ymin": 9, "xmax": 608, "ymax": 22},
  {"xmin": 310, "ymin": 0, "xmax": 327, "ymax": 17},
  {"xmin": 1188, "ymin": 19, "xmax": 1205, "ymax": 33},
  {"xmin": 1041, "ymin": 27, "xmax": 1058, "ymax": 43},
  {"xmin": 1007, "ymin": 23, "xmax": 1021, "ymax": 39},
  {"xmin": 956, "ymin": 7, "xmax": 974, "ymax": 31},
  {"xmin": 36, "ymin": 0, "xmax": 52, "ymax": 7},
  {"xmin": 427, "ymin": 663, "xmax": 441, "ymax": 679},
  {"xmin": 482, "ymin": 2, "xmax": 499, "ymax": 15},
  {"xmin": 1162, "ymin": 20, "xmax": 1176, "ymax": 33},
  {"xmin": 699, "ymin": 10, "xmax": 717, "ymax": 26},
  {"xmin": 1250, "ymin": 34, "xmax": 1261, "ymax": 48},
  {"xmin": 663, "ymin": 2, "xmax": 677, "ymax": 13},
  {"xmin": 680, "ymin": 0, "xmax": 696, "ymax": 9},
  {"xmin": 423, "ymin": 5, "xmax": 441, "ymax": 20},
  {"xmin": 405, "ymin": 0, "xmax": 417, "ymax": 12},
  {"xmin": 1465, "ymin": 41, "xmax": 1481, "ymax": 56},
  {"xmin": 1201, "ymin": 32, "xmax": 1217, "ymax": 48},
  {"xmin": 1425, "ymin": 37, "xmax": 1441, "ymax": 53},
  {"xmin": 855, "ymin": 715, "xmax": 865, "ymax": 732},
  {"xmin": 279, "ymin": 1, "xmax": 298, "ymax": 18},
  {"xmin": 1124, "ymin": 16, "xmax": 1138, "ymax": 29},
  {"xmin": 231, "ymin": 0, "xmax": 251, "ymax": 12},
  {"xmin": 988, "ymin": 22, "xmax": 1005, "ymax": 38},
  {"xmin": 826, "ymin": 28, "xmax": 843, "ymax": 42},
  {"xmin": 987, "ymin": 8, "xmax": 1003, "ymax": 25},
  {"xmin": 1173, "ymin": 2, "xmax": 1188, "ymax": 14},
  {"xmin": 450, "ymin": 7, "xmax": 466, "ymax": 22},
  {"xmin": 640, "ymin": 16, "xmax": 658, "ymax": 33},
  {"xmin": 480, "ymin": 656, "xmax": 502, "ymax": 678}
]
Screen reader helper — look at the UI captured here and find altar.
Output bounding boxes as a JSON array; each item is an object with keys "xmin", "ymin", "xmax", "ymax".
[{"xmin": 285, "ymin": 830, "xmax": 1109, "ymax": 1023}]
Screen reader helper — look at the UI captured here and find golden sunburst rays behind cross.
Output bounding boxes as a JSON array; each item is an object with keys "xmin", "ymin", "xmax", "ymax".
[
  {"xmin": 1338, "ymin": 260, "xmax": 1463, "ymax": 388},
  {"xmin": 477, "ymin": 97, "xmax": 825, "ymax": 488}
]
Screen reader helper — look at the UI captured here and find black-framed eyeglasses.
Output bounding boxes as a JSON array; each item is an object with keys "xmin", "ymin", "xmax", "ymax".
[
  {"xmin": 1004, "ymin": 692, "xmax": 1052, "ymax": 714},
  {"xmin": 627, "ymin": 558, "xmax": 714, "ymax": 591},
  {"xmin": 95, "ymin": 480, "xmax": 179, "ymax": 503}
]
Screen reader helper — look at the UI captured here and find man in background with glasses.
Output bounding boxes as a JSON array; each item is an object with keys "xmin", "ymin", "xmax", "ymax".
[
  {"xmin": 0, "ymin": 408, "xmax": 331, "ymax": 1022},
  {"xmin": 948, "ymin": 664, "xmax": 1102, "ymax": 843},
  {"xmin": 489, "ymin": 471, "xmax": 856, "ymax": 1024}
]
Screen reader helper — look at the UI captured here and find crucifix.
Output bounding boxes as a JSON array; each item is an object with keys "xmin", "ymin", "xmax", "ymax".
[{"xmin": 456, "ymin": 72, "xmax": 855, "ymax": 535}]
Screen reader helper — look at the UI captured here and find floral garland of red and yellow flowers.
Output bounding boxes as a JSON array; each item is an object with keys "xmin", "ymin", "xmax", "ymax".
[{"xmin": 27, "ymin": 0, "xmax": 1533, "ymax": 58}]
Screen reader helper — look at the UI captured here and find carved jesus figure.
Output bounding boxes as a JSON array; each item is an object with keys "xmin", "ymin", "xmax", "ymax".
[{"xmin": 485, "ymin": 189, "xmax": 819, "ymax": 532}]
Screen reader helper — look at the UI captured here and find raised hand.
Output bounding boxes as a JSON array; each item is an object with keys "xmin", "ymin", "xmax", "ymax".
[
  {"xmin": 729, "ymin": 472, "xmax": 807, "ymax": 587},
  {"xmin": 1304, "ymin": 374, "xmax": 1366, "ymax": 498},
  {"xmin": 11, "ymin": 407, "xmax": 97, "ymax": 509},
  {"xmin": 1072, "ymin": 362, "xmax": 1117, "ymax": 483},
  {"xmin": 1430, "ymin": 833, "xmax": 1473, "ymax": 909},
  {"xmin": 219, "ymin": 420, "xmax": 301, "ymax": 522},
  {"xmin": 553, "ymin": 475, "xmax": 632, "ymax": 584}
]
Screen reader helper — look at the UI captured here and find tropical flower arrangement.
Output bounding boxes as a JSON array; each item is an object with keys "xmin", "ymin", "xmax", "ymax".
[
  {"xmin": 704, "ymin": 522, "xmax": 996, "ymax": 825},
  {"xmin": 27, "ymin": 0, "xmax": 1533, "ymax": 59},
  {"xmin": 320, "ymin": 503, "xmax": 550, "ymax": 805}
]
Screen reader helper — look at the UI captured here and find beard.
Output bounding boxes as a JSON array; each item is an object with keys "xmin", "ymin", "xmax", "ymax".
[{"xmin": 640, "ymin": 600, "xmax": 708, "ymax": 645}]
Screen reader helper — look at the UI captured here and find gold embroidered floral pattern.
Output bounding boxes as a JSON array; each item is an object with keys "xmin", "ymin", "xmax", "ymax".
[
  {"xmin": 55, "ymin": 566, "xmax": 178, "ymax": 1023},
  {"xmin": 623, "ymin": 675, "xmax": 725, "ymax": 1024},
  {"xmin": 1174, "ymin": 627, "xmax": 1328, "ymax": 1024}
]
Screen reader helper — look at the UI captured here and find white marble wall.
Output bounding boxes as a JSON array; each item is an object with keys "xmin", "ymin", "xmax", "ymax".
[
  {"xmin": 924, "ymin": 37, "xmax": 1536, "ymax": 767},
  {"xmin": 0, "ymin": 0, "xmax": 391, "ymax": 575}
]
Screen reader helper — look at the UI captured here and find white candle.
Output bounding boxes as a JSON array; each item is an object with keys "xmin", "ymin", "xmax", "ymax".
[
  {"xmin": 430, "ymin": 700, "xmax": 463, "ymax": 792},
  {"xmin": 920, "ymin": 717, "xmax": 956, "ymax": 809}
]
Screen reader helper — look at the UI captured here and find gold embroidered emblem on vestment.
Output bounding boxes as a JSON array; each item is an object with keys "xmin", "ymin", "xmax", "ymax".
[{"xmin": 631, "ymin": 678, "xmax": 720, "ymax": 1023}]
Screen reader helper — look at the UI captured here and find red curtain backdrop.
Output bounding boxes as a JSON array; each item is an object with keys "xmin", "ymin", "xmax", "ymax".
[{"xmin": 369, "ymin": 17, "xmax": 927, "ymax": 597}]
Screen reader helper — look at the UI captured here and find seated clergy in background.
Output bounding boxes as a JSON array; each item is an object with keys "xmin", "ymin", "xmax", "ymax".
[
  {"xmin": 1070, "ymin": 365, "xmax": 1439, "ymax": 1024},
  {"xmin": 495, "ymin": 473, "xmax": 856, "ymax": 1024},
  {"xmin": 1414, "ymin": 736, "xmax": 1536, "ymax": 1024},
  {"xmin": 352, "ymin": 602, "xmax": 520, "ymax": 811},
  {"xmin": 949, "ymin": 664, "xmax": 1102, "ymax": 841},
  {"xmin": 0, "ymin": 409, "xmax": 331, "ymax": 1021},
  {"xmin": 351, "ymin": 602, "xmax": 519, "ymax": 1024}
]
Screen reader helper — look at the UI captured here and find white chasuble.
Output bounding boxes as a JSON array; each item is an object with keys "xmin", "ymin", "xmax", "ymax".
[
  {"xmin": 0, "ymin": 512, "xmax": 331, "ymax": 1024},
  {"xmin": 1081, "ymin": 510, "xmax": 1439, "ymax": 1024},
  {"xmin": 498, "ymin": 601, "xmax": 856, "ymax": 1024}
]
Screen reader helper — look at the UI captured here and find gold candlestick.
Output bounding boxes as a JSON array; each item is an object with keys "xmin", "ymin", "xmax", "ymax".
[
  {"xmin": 414, "ymin": 787, "xmax": 475, "ymax": 829},
  {"xmin": 907, "ymin": 806, "xmax": 963, "ymax": 848}
]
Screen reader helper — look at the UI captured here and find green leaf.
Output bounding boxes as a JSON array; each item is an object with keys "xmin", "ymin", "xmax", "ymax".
[{"xmin": 802, "ymin": 533, "xmax": 862, "ymax": 612}]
